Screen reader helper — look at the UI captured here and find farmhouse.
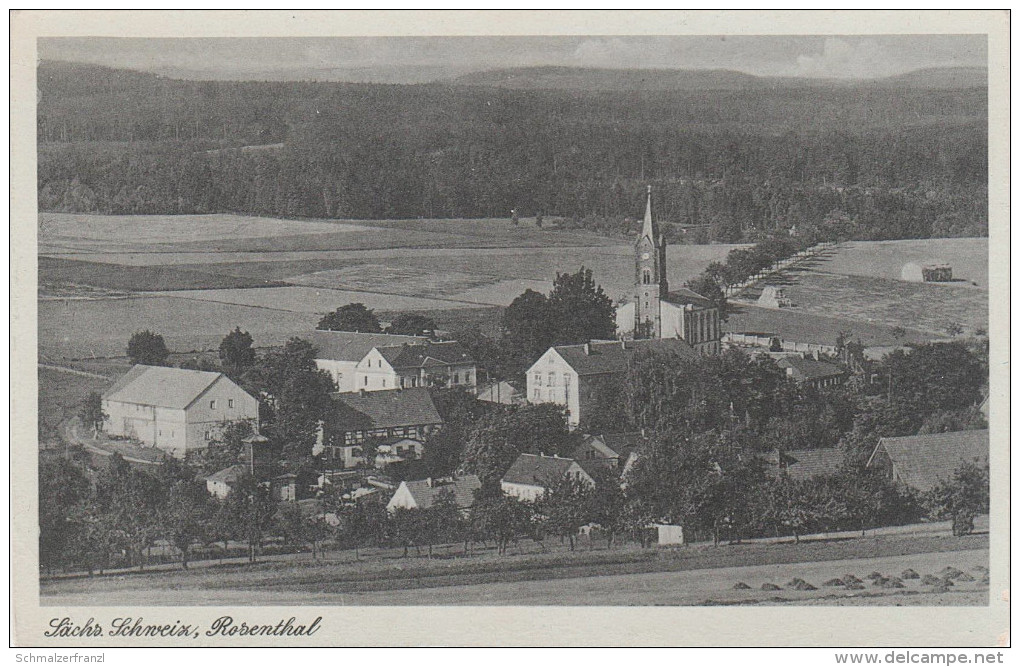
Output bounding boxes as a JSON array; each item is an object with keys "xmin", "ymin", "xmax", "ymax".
[
  {"xmin": 356, "ymin": 341, "xmax": 477, "ymax": 392},
  {"xmin": 308, "ymin": 330, "xmax": 426, "ymax": 393},
  {"xmin": 501, "ymin": 454, "xmax": 594, "ymax": 502},
  {"xmin": 866, "ymin": 429, "xmax": 988, "ymax": 494},
  {"xmin": 527, "ymin": 338, "xmax": 697, "ymax": 428},
  {"xmin": 102, "ymin": 365, "xmax": 258, "ymax": 458},
  {"xmin": 319, "ymin": 388, "xmax": 443, "ymax": 469},
  {"xmin": 616, "ymin": 186, "xmax": 722, "ymax": 355},
  {"xmin": 776, "ymin": 356, "xmax": 847, "ymax": 390},
  {"xmin": 386, "ymin": 475, "xmax": 482, "ymax": 514},
  {"xmin": 572, "ymin": 432, "xmax": 645, "ymax": 472}
]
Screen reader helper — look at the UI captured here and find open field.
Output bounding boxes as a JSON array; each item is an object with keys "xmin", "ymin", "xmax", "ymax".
[
  {"xmin": 810, "ymin": 238, "xmax": 988, "ymax": 287},
  {"xmin": 38, "ymin": 296, "xmax": 320, "ymax": 360},
  {"xmin": 724, "ymin": 304, "xmax": 931, "ymax": 348},
  {"xmin": 773, "ymin": 272, "xmax": 987, "ymax": 337},
  {"xmin": 40, "ymin": 529, "xmax": 987, "ymax": 607},
  {"xmin": 39, "ymin": 256, "xmax": 286, "ymax": 293},
  {"xmin": 39, "ymin": 213, "xmax": 620, "ymax": 258},
  {"xmin": 36, "ymin": 213, "xmax": 988, "ymax": 361}
]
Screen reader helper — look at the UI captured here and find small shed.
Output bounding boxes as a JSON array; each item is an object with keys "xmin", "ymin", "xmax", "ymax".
[
  {"xmin": 901, "ymin": 262, "xmax": 953, "ymax": 283},
  {"xmin": 651, "ymin": 524, "xmax": 685, "ymax": 546}
]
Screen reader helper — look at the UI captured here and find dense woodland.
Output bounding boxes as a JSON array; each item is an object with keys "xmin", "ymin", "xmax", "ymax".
[{"xmin": 38, "ymin": 62, "xmax": 987, "ymax": 241}]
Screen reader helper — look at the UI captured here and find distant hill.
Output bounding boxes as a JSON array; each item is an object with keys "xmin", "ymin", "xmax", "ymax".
[
  {"xmin": 446, "ymin": 65, "xmax": 989, "ymax": 91},
  {"xmin": 870, "ymin": 67, "xmax": 988, "ymax": 89}
]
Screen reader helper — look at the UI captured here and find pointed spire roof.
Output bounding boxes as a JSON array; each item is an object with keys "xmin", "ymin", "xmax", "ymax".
[{"xmin": 640, "ymin": 184, "xmax": 658, "ymax": 243}]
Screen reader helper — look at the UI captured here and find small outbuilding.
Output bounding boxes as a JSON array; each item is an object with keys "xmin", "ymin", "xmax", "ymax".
[{"xmin": 901, "ymin": 262, "xmax": 953, "ymax": 283}]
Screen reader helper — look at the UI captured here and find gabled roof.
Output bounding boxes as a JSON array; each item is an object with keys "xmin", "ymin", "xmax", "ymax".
[
  {"xmin": 777, "ymin": 356, "xmax": 847, "ymax": 381},
  {"xmin": 502, "ymin": 454, "xmax": 579, "ymax": 487},
  {"xmin": 375, "ymin": 341, "xmax": 474, "ymax": 369},
  {"xmin": 580, "ymin": 432, "xmax": 645, "ymax": 460},
  {"xmin": 543, "ymin": 338, "xmax": 697, "ymax": 376},
  {"xmin": 869, "ymin": 429, "xmax": 989, "ymax": 494},
  {"xmin": 309, "ymin": 330, "xmax": 425, "ymax": 362},
  {"xmin": 103, "ymin": 364, "xmax": 231, "ymax": 410},
  {"xmin": 330, "ymin": 388, "xmax": 443, "ymax": 431},
  {"xmin": 767, "ymin": 448, "xmax": 844, "ymax": 481},
  {"xmin": 400, "ymin": 475, "xmax": 482, "ymax": 510},
  {"xmin": 477, "ymin": 380, "xmax": 524, "ymax": 405},
  {"xmin": 206, "ymin": 464, "xmax": 248, "ymax": 484},
  {"xmin": 664, "ymin": 287, "xmax": 715, "ymax": 308}
]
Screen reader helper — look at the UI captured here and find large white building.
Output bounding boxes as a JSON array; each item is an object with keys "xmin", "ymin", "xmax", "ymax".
[
  {"xmin": 615, "ymin": 186, "xmax": 722, "ymax": 355},
  {"xmin": 355, "ymin": 341, "xmax": 477, "ymax": 392},
  {"xmin": 308, "ymin": 330, "xmax": 426, "ymax": 393},
  {"xmin": 102, "ymin": 365, "xmax": 259, "ymax": 458},
  {"xmin": 527, "ymin": 338, "xmax": 697, "ymax": 428}
]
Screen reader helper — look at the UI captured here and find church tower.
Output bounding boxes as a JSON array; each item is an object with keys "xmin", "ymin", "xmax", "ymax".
[{"xmin": 633, "ymin": 185, "xmax": 668, "ymax": 338}]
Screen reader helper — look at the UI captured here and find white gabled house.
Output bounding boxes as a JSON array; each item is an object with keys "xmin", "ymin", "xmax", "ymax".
[
  {"xmin": 500, "ymin": 454, "xmax": 594, "ymax": 502},
  {"xmin": 102, "ymin": 364, "xmax": 258, "ymax": 458}
]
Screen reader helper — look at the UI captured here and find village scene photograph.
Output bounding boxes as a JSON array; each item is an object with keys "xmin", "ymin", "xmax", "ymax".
[{"xmin": 32, "ymin": 26, "xmax": 995, "ymax": 608}]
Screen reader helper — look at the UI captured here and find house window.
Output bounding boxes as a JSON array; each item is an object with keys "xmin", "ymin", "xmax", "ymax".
[
  {"xmin": 548, "ymin": 372, "xmax": 555, "ymax": 386},
  {"xmin": 453, "ymin": 373, "xmax": 460, "ymax": 384},
  {"xmin": 210, "ymin": 400, "xmax": 217, "ymax": 409},
  {"xmin": 228, "ymin": 399, "xmax": 234, "ymax": 409},
  {"xmin": 533, "ymin": 389, "xmax": 540, "ymax": 401},
  {"xmin": 204, "ymin": 431, "xmax": 211, "ymax": 441},
  {"xmin": 535, "ymin": 374, "xmax": 542, "ymax": 386},
  {"xmin": 364, "ymin": 376, "xmax": 368, "ymax": 386},
  {"xmin": 383, "ymin": 379, "xmax": 386, "ymax": 388}
]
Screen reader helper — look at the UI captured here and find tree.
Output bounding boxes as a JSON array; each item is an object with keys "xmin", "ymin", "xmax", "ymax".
[
  {"xmin": 78, "ymin": 392, "xmax": 107, "ymax": 439},
  {"xmin": 499, "ymin": 289, "xmax": 555, "ymax": 380},
  {"xmin": 219, "ymin": 327, "xmax": 256, "ymax": 376},
  {"xmin": 317, "ymin": 303, "xmax": 381, "ymax": 333},
  {"xmin": 926, "ymin": 460, "xmax": 989, "ymax": 536},
  {"xmin": 540, "ymin": 474, "xmax": 593, "ymax": 551},
  {"xmin": 223, "ymin": 473, "xmax": 277, "ymax": 563},
  {"xmin": 159, "ymin": 479, "xmax": 209, "ymax": 570},
  {"xmin": 547, "ymin": 266, "xmax": 616, "ymax": 345},
  {"xmin": 127, "ymin": 330, "xmax": 169, "ymax": 366},
  {"xmin": 386, "ymin": 313, "xmax": 437, "ymax": 337},
  {"xmin": 461, "ymin": 404, "xmax": 578, "ymax": 485},
  {"xmin": 246, "ymin": 337, "xmax": 336, "ymax": 460},
  {"xmin": 685, "ymin": 273, "xmax": 728, "ymax": 319}
]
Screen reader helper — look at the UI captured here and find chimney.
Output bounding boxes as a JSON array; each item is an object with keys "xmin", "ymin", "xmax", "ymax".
[{"xmin": 583, "ymin": 342, "xmax": 591, "ymax": 355}]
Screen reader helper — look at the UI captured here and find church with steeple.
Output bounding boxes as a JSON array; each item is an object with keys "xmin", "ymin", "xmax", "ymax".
[{"xmin": 615, "ymin": 186, "xmax": 722, "ymax": 355}]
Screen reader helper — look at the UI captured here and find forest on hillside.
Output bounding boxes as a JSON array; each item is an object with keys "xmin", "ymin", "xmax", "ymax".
[{"xmin": 37, "ymin": 62, "xmax": 988, "ymax": 241}]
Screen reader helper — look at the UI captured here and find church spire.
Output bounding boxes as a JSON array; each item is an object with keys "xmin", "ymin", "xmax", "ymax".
[{"xmin": 641, "ymin": 184, "xmax": 657, "ymax": 242}]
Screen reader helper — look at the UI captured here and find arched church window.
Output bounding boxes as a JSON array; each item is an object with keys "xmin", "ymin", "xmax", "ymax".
[{"xmin": 642, "ymin": 269, "xmax": 651, "ymax": 284}]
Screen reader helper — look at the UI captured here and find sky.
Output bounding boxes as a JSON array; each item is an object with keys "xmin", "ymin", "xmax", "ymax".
[{"xmin": 38, "ymin": 35, "xmax": 987, "ymax": 83}]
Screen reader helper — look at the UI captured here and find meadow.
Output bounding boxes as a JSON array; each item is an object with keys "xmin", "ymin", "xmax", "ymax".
[
  {"xmin": 36, "ymin": 213, "xmax": 988, "ymax": 361},
  {"xmin": 40, "ymin": 527, "xmax": 987, "ymax": 607}
]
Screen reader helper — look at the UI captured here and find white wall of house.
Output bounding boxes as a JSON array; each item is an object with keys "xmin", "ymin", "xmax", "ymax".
[
  {"xmin": 386, "ymin": 482, "xmax": 420, "ymax": 512},
  {"xmin": 314, "ymin": 358, "xmax": 359, "ymax": 393},
  {"xmin": 354, "ymin": 349, "xmax": 400, "ymax": 391},
  {"xmin": 526, "ymin": 349, "xmax": 582, "ymax": 427},
  {"xmin": 500, "ymin": 481, "xmax": 548, "ymax": 502}
]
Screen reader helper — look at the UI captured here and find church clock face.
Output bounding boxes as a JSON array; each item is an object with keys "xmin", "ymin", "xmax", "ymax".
[{"xmin": 641, "ymin": 252, "xmax": 650, "ymax": 260}]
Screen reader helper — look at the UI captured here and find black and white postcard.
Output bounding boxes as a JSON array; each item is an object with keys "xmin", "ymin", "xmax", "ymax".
[{"xmin": 10, "ymin": 9, "xmax": 1010, "ymax": 648}]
